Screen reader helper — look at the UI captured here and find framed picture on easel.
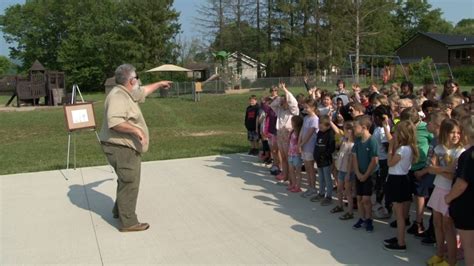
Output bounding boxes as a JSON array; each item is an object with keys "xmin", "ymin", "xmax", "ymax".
[{"xmin": 63, "ymin": 102, "xmax": 96, "ymax": 132}]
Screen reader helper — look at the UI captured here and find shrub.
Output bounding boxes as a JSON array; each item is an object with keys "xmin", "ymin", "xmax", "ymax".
[{"xmin": 452, "ymin": 66, "xmax": 474, "ymax": 85}]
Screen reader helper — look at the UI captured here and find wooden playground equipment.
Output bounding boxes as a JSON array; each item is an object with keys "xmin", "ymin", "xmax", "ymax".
[{"xmin": 0, "ymin": 60, "xmax": 66, "ymax": 107}]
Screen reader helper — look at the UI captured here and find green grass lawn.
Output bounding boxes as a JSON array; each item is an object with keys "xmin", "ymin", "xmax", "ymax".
[
  {"xmin": 2, "ymin": 82, "xmax": 470, "ymax": 175},
  {"xmin": 0, "ymin": 88, "xmax": 308, "ymax": 175}
]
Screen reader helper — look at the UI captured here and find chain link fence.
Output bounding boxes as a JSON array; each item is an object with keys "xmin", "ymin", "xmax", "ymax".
[{"xmin": 155, "ymin": 74, "xmax": 368, "ymax": 97}]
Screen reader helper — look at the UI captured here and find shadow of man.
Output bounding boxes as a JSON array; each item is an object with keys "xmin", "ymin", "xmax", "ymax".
[{"xmin": 68, "ymin": 178, "xmax": 118, "ymax": 228}]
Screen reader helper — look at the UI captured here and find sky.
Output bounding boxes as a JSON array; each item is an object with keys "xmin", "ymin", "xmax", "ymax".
[{"xmin": 0, "ymin": 0, "xmax": 473, "ymax": 57}]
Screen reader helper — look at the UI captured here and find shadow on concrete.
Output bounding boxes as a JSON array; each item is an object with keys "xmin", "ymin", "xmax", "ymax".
[
  {"xmin": 211, "ymin": 143, "xmax": 248, "ymax": 155},
  {"xmin": 67, "ymin": 178, "xmax": 118, "ymax": 228},
  {"xmin": 207, "ymin": 153, "xmax": 428, "ymax": 265}
]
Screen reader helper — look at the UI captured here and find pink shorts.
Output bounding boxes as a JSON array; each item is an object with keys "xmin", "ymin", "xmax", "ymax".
[{"xmin": 427, "ymin": 186, "xmax": 450, "ymax": 216}]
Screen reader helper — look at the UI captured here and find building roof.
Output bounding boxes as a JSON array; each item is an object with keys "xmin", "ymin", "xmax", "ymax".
[
  {"xmin": 229, "ymin": 52, "xmax": 266, "ymax": 68},
  {"xmin": 396, "ymin": 32, "xmax": 474, "ymax": 52},
  {"xmin": 29, "ymin": 60, "xmax": 45, "ymax": 71},
  {"xmin": 421, "ymin": 32, "xmax": 474, "ymax": 46},
  {"xmin": 184, "ymin": 62, "xmax": 211, "ymax": 71}
]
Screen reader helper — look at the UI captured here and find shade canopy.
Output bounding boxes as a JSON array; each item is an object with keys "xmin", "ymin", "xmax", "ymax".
[{"xmin": 146, "ymin": 64, "xmax": 191, "ymax": 72}]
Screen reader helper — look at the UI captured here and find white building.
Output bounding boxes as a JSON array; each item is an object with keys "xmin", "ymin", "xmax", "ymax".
[{"xmin": 227, "ymin": 52, "xmax": 266, "ymax": 82}]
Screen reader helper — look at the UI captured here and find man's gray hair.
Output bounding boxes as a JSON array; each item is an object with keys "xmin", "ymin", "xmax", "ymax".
[{"xmin": 115, "ymin": 64, "xmax": 136, "ymax": 85}]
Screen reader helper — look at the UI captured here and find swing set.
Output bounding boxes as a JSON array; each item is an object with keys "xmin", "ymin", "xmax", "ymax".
[
  {"xmin": 348, "ymin": 54, "xmax": 408, "ymax": 85},
  {"xmin": 348, "ymin": 54, "xmax": 454, "ymax": 86}
]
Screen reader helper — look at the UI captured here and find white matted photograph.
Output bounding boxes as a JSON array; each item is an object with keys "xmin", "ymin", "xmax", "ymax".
[{"xmin": 63, "ymin": 102, "xmax": 96, "ymax": 131}]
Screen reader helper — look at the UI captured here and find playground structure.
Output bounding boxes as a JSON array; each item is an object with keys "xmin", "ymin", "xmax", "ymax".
[
  {"xmin": 348, "ymin": 54, "xmax": 408, "ymax": 84},
  {"xmin": 348, "ymin": 54, "xmax": 454, "ymax": 86},
  {"xmin": 0, "ymin": 60, "xmax": 66, "ymax": 107},
  {"xmin": 212, "ymin": 51, "xmax": 241, "ymax": 90}
]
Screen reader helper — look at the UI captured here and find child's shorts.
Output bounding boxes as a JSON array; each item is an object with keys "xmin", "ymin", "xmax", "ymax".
[
  {"xmin": 356, "ymin": 173, "xmax": 375, "ymax": 196},
  {"xmin": 427, "ymin": 186, "xmax": 450, "ymax": 216},
  {"xmin": 301, "ymin": 152, "xmax": 314, "ymax": 161},
  {"xmin": 385, "ymin": 174, "xmax": 411, "ymax": 203},
  {"xmin": 247, "ymin": 130, "xmax": 259, "ymax": 141},
  {"xmin": 409, "ymin": 170, "xmax": 435, "ymax": 198},
  {"xmin": 277, "ymin": 129, "xmax": 291, "ymax": 152},
  {"xmin": 288, "ymin": 155, "xmax": 303, "ymax": 167},
  {"xmin": 337, "ymin": 171, "xmax": 355, "ymax": 182}
]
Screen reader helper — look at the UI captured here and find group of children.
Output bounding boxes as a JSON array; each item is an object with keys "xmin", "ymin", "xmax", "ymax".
[{"xmin": 244, "ymin": 79, "xmax": 473, "ymax": 266}]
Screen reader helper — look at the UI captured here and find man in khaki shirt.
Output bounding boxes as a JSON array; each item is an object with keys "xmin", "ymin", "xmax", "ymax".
[{"xmin": 99, "ymin": 64, "xmax": 171, "ymax": 232}]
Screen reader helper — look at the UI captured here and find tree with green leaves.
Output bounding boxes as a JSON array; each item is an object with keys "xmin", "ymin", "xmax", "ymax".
[
  {"xmin": 0, "ymin": 56, "xmax": 15, "ymax": 76},
  {"xmin": 0, "ymin": 0, "xmax": 67, "ymax": 71},
  {"xmin": 194, "ymin": 0, "xmax": 464, "ymax": 80},
  {"xmin": 0, "ymin": 0, "xmax": 180, "ymax": 91},
  {"xmin": 453, "ymin": 19, "xmax": 474, "ymax": 35},
  {"xmin": 395, "ymin": 0, "xmax": 453, "ymax": 43}
]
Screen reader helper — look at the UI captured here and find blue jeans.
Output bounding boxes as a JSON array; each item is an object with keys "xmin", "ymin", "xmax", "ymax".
[{"xmin": 318, "ymin": 166, "xmax": 333, "ymax": 198}]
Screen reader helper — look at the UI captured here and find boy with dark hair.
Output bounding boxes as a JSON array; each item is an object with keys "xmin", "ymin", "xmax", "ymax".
[
  {"xmin": 359, "ymin": 89, "xmax": 370, "ymax": 109},
  {"xmin": 352, "ymin": 115, "xmax": 379, "ymax": 232},
  {"xmin": 245, "ymin": 95, "xmax": 260, "ymax": 155},
  {"xmin": 400, "ymin": 81, "xmax": 415, "ymax": 100},
  {"xmin": 311, "ymin": 115, "xmax": 336, "ymax": 205},
  {"xmin": 421, "ymin": 100, "xmax": 439, "ymax": 121}
]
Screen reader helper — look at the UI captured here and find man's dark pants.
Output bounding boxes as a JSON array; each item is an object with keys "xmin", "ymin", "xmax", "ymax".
[{"xmin": 102, "ymin": 143, "xmax": 141, "ymax": 228}]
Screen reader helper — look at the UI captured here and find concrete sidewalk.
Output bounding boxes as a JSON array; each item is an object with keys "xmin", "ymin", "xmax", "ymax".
[{"xmin": 1, "ymin": 154, "xmax": 436, "ymax": 265}]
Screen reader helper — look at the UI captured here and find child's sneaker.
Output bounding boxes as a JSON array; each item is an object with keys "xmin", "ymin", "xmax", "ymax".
[
  {"xmin": 407, "ymin": 221, "xmax": 424, "ymax": 235},
  {"xmin": 373, "ymin": 205, "xmax": 391, "ymax": 219},
  {"xmin": 352, "ymin": 218, "xmax": 366, "ymax": 230},
  {"xmin": 320, "ymin": 197, "xmax": 332, "ymax": 206},
  {"xmin": 365, "ymin": 219, "xmax": 374, "ymax": 232},
  {"xmin": 269, "ymin": 165, "xmax": 280, "ymax": 175},
  {"xmin": 414, "ymin": 230, "xmax": 427, "ymax": 239},
  {"xmin": 426, "ymin": 255, "xmax": 443, "ymax": 265},
  {"xmin": 372, "ymin": 202, "xmax": 382, "ymax": 212},
  {"xmin": 383, "ymin": 242, "xmax": 406, "ymax": 252},
  {"xmin": 310, "ymin": 194, "xmax": 324, "ymax": 202},
  {"xmin": 301, "ymin": 188, "xmax": 317, "ymax": 198},
  {"xmin": 383, "ymin": 237, "xmax": 398, "ymax": 245},
  {"xmin": 339, "ymin": 212, "xmax": 354, "ymax": 220},
  {"xmin": 421, "ymin": 235, "xmax": 436, "ymax": 246},
  {"xmin": 275, "ymin": 173, "xmax": 285, "ymax": 181},
  {"xmin": 290, "ymin": 186, "xmax": 302, "ymax": 193}
]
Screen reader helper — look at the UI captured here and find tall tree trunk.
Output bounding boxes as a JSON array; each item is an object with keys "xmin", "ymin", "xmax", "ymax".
[
  {"xmin": 267, "ymin": 0, "xmax": 272, "ymax": 52},
  {"xmin": 355, "ymin": 0, "xmax": 360, "ymax": 84},
  {"xmin": 257, "ymin": 0, "xmax": 261, "ymax": 77},
  {"xmin": 315, "ymin": 0, "xmax": 320, "ymax": 75},
  {"xmin": 219, "ymin": 0, "xmax": 224, "ymax": 50},
  {"xmin": 267, "ymin": 0, "xmax": 272, "ymax": 75},
  {"xmin": 236, "ymin": 0, "xmax": 242, "ymax": 74},
  {"xmin": 290, "ymin": 0, "xmax": 294, "ymax": 37}
]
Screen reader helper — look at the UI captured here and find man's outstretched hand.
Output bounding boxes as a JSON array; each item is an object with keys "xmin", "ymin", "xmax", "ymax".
[{"xmin": 159, "ymin": 81, "xmax": 173, "ymax": 90}]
